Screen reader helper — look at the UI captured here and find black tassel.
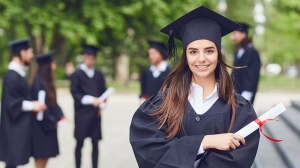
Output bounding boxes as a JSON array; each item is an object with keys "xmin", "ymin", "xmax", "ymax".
[{"xmin": 166, "ymin": 30, "xmax": 177, "ymax": 60}]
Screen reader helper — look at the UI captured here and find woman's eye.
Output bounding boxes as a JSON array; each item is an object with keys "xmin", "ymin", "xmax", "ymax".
[
  {"xmin": 190, "ymin": 51, "xmax": 197, "ymax": 54},
  {"xmin": 206, "ymin": 50, "xmax": 214, "ymax": 54}
]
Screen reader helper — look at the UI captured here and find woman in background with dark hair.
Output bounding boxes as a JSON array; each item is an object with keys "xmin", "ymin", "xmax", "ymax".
[
  {"xmin": 130, "ymin": 6, "xmax": 259, "ymax": 168},
  {"xmin": 31, "ymin": 51, "xmax": 65, "ymax": 168}
]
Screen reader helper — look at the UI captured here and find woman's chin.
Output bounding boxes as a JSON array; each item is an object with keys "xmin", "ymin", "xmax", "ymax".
[{"xmin": 192, "ymin": 72, "xmax": 213, "ymax": 79}]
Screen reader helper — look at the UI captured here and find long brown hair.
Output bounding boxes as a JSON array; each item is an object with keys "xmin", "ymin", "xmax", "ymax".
[
  {"xmin": 151, "ymin": 47, "xmax": 237, "ymax": 138},
  {"xmin": 37, "ymin": 63, "xmax": 57, "ymax": 108}
]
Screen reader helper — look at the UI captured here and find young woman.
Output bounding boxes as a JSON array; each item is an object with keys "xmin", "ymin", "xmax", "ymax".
[
  {"xmin": 31, "ymin": 51, "xmax": 65, "ymax": 168},
  {"xmin": 130, "ymin": 6, "xmax": 260, "ymax": 168}
]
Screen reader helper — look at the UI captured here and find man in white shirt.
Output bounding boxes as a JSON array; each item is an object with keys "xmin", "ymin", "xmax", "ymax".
[
  {"xmin": 70, "ymin": 44, "xmax": 106, "ymax": 168},
  {"xmin": 0, "ymin": 38, "xmax": 46, "ymax": 168},
  {"xmin": 139, "ymin": 40, "xmax": 172, "ymax": 104}
]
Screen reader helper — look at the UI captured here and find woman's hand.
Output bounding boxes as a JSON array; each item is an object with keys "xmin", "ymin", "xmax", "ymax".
[{"xmin": 202, "ymin": 133, "xmax": 246, "ymax": 151}]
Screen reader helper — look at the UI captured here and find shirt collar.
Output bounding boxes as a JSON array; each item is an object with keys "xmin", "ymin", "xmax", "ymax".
[
  {"xmin": 150, "ymin": 61, "xmax": 168, "ymax": 72},
  {"xmin": 80, "ymin": 63, "xmax": 94, "ymax": 71},
  {"xmin": 189, "ymin": 82, "xmax": 218, "ymax": 100},
  {"xmin": 80, "ymin": 63, "xmax": 95, "ymax": 78},
  {"xmin": 8, "ymin": 61, "xmax": 26, "ymax": 77}
]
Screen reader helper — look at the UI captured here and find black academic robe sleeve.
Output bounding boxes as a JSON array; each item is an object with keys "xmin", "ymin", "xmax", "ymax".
[
  {"xmin": 70, "ymin": 71, "xmax": 85, "ymax": 104},
  {"xmin": 139, "ymin": 69, "xmax": 147, "ymax": 98},
  {"xmin": 130, "ymin": 93, "xmax": 204, "ymax": 168},
  {"xmin": 241, "ymin": 49, "xmax": 261, "ymax": 93},
  {"xmin": 197, "ymin": 98, "xmax": 259, "ymax": 168},
  {"xmin": 5, "ymin": 73, "xmax": 30, "ymax": 121}
]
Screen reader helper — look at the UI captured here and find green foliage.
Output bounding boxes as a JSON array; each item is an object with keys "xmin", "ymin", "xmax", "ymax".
[
  {"xmin": 55, "ymin": 66, "xmax": 67, "ymax": 80},
  {"xmin": 0, "ymin": 0, "xmax": 299, "ymax": 79},
  {"xmin": 262, "ymin": 0, "xmax": 300, "ymax": 65}
]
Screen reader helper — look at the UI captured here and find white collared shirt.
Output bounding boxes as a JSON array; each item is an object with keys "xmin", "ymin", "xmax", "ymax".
[
  {"xmin": 80, "ymin": 63, "xmax": 95, "ymax": 78},
  {"xmin": 188, "ymin": 82, "xmax": 219, "ymax": 167},
  {"xmin": 236, "ymin": 48, "xmax": 245, "ymax": 59},
  {"xmin": 188, "ymin": 82, "xmax": 219, "ymax": 115},
  {"xmin": 8, "ymin": 61, "xmax": 26, "ymax": 77},
  {"xmin": 149, "ymin": 61, "xmax": 168, "ymax": 78},
  {"xmin": 8, "ymin": 61, "xmax": 33, "ymax": 112}
]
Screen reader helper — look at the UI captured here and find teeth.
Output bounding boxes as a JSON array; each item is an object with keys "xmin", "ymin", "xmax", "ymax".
[{"xmin": 196, "ymin": 65, "xmax": 209, "ymax": 68}]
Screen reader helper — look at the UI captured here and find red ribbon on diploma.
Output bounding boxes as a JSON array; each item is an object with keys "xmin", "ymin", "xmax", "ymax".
[{"xmin": 254, "ymin": 118, "xmax": 283, "ymax": 142}]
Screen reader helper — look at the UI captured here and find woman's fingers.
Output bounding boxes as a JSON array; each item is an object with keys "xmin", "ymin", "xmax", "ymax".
[
  {"xmin": 233, "ymin": 134, "xmax": 246, "ymax": 145},
  {"xmin": 229, "ymin": 142, "xmax": 236, "ymax": 150},
  {"xmin": 232, "ymin": 139, "xmax": 240, "ymax": 147}
]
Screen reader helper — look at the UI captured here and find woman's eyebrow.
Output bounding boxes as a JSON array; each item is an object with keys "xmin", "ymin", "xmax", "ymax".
[
  {"xmin": 188, "ymin": 47, "xmax": 198, "ymax": 50},
  {"xmin": 204, "ymin": 46, "xmax": 215, "ymax": 50}
]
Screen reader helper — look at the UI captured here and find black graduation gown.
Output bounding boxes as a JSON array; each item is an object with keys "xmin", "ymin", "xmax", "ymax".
[
  {"xmin": 140, "ymin": 66, "xmax": 172, "ymax": 98},
  {"xmin": 70, "ymin": 69, "xmax": 106, "ymax": 140},
  {"xmin": 130, "ymin": 92, "xmax": 260, "ymax": 168},
  {"xmin": 231, "ymin": 46, "xmax": 261, "ymax": 104},
  {"xmin": 0, "ymin": 70, "xmax": 32, "ymax": 166},
  {"xmin": 31, "ymin": 77, "xmax": 64, "ymax": 158}
]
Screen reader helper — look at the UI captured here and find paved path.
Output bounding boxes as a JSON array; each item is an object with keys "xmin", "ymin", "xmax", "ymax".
[{"xmin": 0, "ymin": 89, "xmax": 299, "ymax": 168}]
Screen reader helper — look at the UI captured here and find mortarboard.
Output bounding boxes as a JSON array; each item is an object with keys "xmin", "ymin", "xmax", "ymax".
[
  {"xmin": 236, "ymin": 22, "xmax": 251, "ymax": 34},
  {"xmin": 160, "ymin": 6, "xmax": 241, "ymax": 59},
  {"xmin": 35, "ymin": 50, "xmax": 55, "ymax": 65},
  {"xmin": 8, "ymin": 37, "xmax": 31, "ymax": 55},
  {"xmin": 82, "ymin": 44, "xmax": 99, "ymax": 57},
  {"xmin": 148, "ymin": 40, "xmax": 167, "ymax": 59}
]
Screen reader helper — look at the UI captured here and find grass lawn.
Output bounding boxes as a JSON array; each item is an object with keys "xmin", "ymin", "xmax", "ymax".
[{"xmin": 258, "ymin": 75, "xmax": 300, "ymax": 92}]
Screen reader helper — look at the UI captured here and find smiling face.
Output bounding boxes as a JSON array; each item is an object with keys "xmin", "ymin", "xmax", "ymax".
[{"xmin": 186, "ymin": 39, "xmax": 218, "ymax": 81}]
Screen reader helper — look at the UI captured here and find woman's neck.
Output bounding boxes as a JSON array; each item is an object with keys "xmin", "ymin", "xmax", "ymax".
[{"xmin": 191, "ymin": 75, "xmax": 217, "ymax": 99}]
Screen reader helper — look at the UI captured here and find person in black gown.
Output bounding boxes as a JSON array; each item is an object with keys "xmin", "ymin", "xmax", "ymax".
[
  {"xmin": 70, "ymin": 44, "xmax": 107, "ymax": 168},
  {"xmin": 230, "ymin": 22, "xmax": 261, "ymax": 104},
  {"xmin": 130, "ymin": 6, "xmax": 260, "ymax": 168},
  {"xmin": 139, "ymin": 40, "xmax": 172, "ymax": 104},
  {"xmin": 31, "ymin": 51, "xmax": 65, "ymax": 168},
  {"xmin": 0, "ymin": 38, "xmax": 46, "ymax": 168}
]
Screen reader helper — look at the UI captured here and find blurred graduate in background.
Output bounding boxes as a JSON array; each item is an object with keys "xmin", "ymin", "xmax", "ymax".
[
  {"xmin": 230, "ymin": 23, "xmax": 261, "ymax": 104},
  {"xmin": 139, "ymin": 40, "xmax": 172, "ymax": 104},
  {"xmin": 31, "ymin": 51, "xmax": 66, "ymax": 168},
  {"xmin": 0, "ymin": 38, "xmax": 46, "ymax": 168},
  {"xmin": 70, "ymin": 44, "xmax": 107, "ymax": 168}
]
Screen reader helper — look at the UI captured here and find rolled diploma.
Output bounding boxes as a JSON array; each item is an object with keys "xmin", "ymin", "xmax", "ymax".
[
  {"xmin": 36, "ymin": 90, "xmax": 46, "ymax": 121},
  {"xmin": 98, "ymin": 87, "xmax": 114, "ymax": 108},
  {"xmin": 235, "ymin": 103, "xmax": 286, "ymax": 138}
]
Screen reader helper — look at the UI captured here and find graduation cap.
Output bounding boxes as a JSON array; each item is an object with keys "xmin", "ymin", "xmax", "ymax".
[
  {"xmin": 35, "ymin": 50, "xmax": 55, "ymax": 65},
  {"xmin": 82, "ymin": 44, "xmax": 99, "ymax": 56},
  {"xmin": 148, "ymin": 40, "xmax": 167, "ymax": 59},
  {"xmin": 8, "ymin": 37, "xmax": 31, "ymax": 56},
  {"xmin": 236, "ymin": 22, "xmax": 251, "ymax": 34},
  {"xmin": 160, "ymin": 6, "xmax": 241, "ymax": 59}
]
